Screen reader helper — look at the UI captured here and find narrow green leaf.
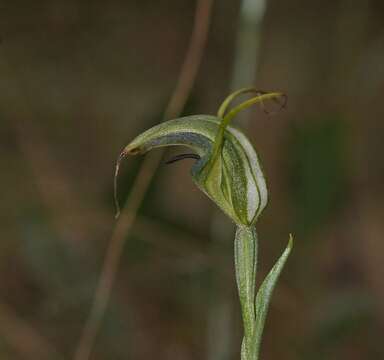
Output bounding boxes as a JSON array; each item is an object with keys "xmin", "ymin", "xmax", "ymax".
[{"xmin": 253, "ymin": 235, "xmax": 293, "ymax": 358}]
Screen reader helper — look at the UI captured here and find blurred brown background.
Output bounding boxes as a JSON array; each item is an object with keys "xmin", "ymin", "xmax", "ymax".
[{"xmin": 1, "ymin": 0, "xmax": 384, "ymax": 359}]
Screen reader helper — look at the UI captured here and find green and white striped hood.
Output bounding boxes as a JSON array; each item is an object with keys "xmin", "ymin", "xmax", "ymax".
[{"xmin": 124, "ymin": 115, "xmax": 267, "ymax": 226}]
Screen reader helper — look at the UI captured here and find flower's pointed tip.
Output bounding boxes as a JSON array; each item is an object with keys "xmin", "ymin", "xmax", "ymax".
[
  {"xmin": 120, "ymin": 136, "xmax": 147, "ymax": 156},
  {"xmin": 124, "ymin": 144, "xmax": 141, "ymax": 155},
  {"xmin": 114, "ymin": 149, "xmax": 127, "ymax": 180}
]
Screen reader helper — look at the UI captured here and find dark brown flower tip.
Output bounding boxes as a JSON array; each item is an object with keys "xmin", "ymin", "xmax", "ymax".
[{"xmin": 126, "ymin": 147, "xmax": 141, "ymax": 155}]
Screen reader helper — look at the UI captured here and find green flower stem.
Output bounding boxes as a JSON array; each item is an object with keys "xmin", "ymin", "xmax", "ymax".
[
  {"xmin": 235, "ymin": 225, "xmax": 258, "ymax": 359},
  {"xmin": 235, "ymin": 226, "xmax": 293, "ymax": 360}
]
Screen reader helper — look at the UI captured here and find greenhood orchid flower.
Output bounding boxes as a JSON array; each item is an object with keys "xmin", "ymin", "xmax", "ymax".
[
  {"xmin": 123, "ymin": 114, "xmax": 267, "ymax": 226},
  {"xmin": 117, "ymin": 89, "xmax": 285, "ymax": 226},
  {"xmin": 115, "ymin": 88, "xmax": 292, "ymax": 360}
]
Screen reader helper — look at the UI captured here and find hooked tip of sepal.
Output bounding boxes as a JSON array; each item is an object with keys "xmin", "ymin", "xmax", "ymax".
[
  {"xmin": 114, "ymin": 149, "xmax": 130, "ymax": 219},
  {"xmin": 123, "ymin": 144, "xmax": 142, "ymax": 156},
  {"xmin": 287, "ymin": 234, "xmax": 294, "ymax": 251}
]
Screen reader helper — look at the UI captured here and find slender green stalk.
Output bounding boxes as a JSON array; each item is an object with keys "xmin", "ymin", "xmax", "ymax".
[
  {"xmin": 235, "ymin": 226, "xmax": 257, "ymax": 359},
  {"xmin": 235, "ymin": 226, "xmax": 293, "ymax": 360}
]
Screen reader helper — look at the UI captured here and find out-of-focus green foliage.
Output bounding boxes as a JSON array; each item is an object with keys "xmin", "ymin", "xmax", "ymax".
[{"xmin": 289, "ymin": 117, "xmax": 348, "ymax": 237}]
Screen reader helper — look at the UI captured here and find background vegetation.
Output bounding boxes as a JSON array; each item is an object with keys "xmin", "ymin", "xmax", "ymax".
[{"xmin": 1, "ymin": 0, "xmax": 383, "ymax": 359}]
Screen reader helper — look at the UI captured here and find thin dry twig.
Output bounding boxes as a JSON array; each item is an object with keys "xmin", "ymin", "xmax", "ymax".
[{"xmin": 73, "ymin": 1, "xmax": 215, "ymax": 359}]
